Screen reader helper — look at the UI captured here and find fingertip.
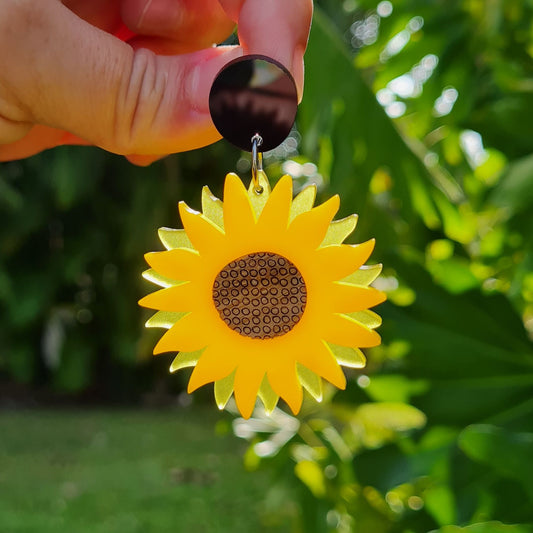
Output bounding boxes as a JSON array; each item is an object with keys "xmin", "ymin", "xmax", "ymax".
[
  {"xmin": 236, "ymin": 0, "xmax": 312, "ymax": 88},
  {"xmin": 121, "ymin": 0, "xmax": 235, "ymax": 46},
  {"xmin": 0, "ymin": 125, "xmax": 65, "ymax": 162},
  {"xmin": 126, "ymin": 154, "xmax": 165, "ymax": 166},
  {"xmin": 185, "ymin": 46, "xmax": 244, "ymax": 114},
  {"xmin": 293, "ymin": 44, "xmax": 305, "ymax": 102}
]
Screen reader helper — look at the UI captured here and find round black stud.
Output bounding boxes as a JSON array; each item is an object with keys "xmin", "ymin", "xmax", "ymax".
[{"xmin": 209, "ymin": 55, "xmax": 298, "ymax": 152}]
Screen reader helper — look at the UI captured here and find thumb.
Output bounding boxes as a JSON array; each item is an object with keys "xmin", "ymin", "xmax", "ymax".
[{"xmin": 1, "ymin": 1, "xmax": 243, "ymax": 155}]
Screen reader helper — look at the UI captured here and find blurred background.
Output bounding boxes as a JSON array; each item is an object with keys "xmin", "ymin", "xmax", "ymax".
[{"xmin": 1, "ymin": 0, "xmax": 533, "ymax": 532}]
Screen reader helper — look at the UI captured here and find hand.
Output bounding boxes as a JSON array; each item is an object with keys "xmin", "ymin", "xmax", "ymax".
[{"xmin": 0, "ymin": 0, "xmax": 312, "ymax": 165}]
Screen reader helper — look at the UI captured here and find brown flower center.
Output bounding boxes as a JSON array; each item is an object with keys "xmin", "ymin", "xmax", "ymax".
[{"xmin": 212, "ymin": 252, "xmax": 307, "ymax": 339}]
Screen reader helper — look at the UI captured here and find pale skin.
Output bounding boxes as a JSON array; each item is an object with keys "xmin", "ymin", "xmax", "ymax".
[{"xmin": 0, "ymin": 0, "xmax": 313, "ymax": 165}]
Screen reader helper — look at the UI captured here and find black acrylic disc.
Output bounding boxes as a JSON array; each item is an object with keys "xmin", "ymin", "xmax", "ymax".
[{"xmin": 209, "ymin": 55, "xmax": 298, "ymax": 152}]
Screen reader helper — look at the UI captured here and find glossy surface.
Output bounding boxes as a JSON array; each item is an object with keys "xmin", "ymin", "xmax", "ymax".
[
  {"xmin": 140, "ymin": 173, "xmax": 385, "ymax": 419},
  {"xmin": 209, "ymin": 55, "xmax": 298, "ymax": 151}
]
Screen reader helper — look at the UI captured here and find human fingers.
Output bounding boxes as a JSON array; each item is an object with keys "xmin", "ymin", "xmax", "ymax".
[
  {"xmin": 121, "ymin": 0, "xmax": 235, "ymax": 51},
  {"xmin": 0, "ymin": 126, "xmax": 71, "ymax": 161},
  {"xmin": 62, "ymin": 1, "xmax": 235, "ymax": 58},
  {"xmin": 0, "ymin": 126, "xmax": 164, "ymax": 165},
  {"xmin": 219, "ymin": 0, "xmax": 313, "ymax": 100},
  {"xmin": 0, "ymin": 1, "xmax": 243, "ymax": 160},
  {"xmin": 126, "ymin": 36, "xmax": 218, "ymax": 56},
  {"xmin": 61, "ymin": 0, "xmax": 123, "ymax": 33},
  {"xmin": 60, "ymin": 1, "xmax": 224, "ymax": 60},
  {"xmin": 125, "ymin": 154, "xmax": 165, "ymax": 166},
  {"xmin": 64, "ymin": 0, "xmax": 234, "ymax": 56}
]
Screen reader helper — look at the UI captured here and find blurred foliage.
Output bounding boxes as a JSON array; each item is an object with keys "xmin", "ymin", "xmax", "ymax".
[
  {"xmin": 1, "ymin": 0, "xmax": 533, "ymax": 532},
  {"xmin": 0, "ymin": 142, "xmax": 239, "ymax": 400},
  {"xmin": 230, "ymin": 1, "xmax": 533, "ymax": 531}
]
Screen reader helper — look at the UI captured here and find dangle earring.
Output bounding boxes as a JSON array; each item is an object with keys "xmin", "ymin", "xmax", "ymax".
[{"xmin": 139, "ymin": 56, "xmax": 385, "ymax": 419}]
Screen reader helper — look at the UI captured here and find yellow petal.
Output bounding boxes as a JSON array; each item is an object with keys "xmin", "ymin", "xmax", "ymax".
[
  {"xmin": 201, "ymin": 186, "xmax": 224, "ymax": 229},
  {"xmin": 146, "ymin": 311, "xmax": 186, "ymax": 329},
  {"xmin": 214, "ymin": 371, "xmax": 236, "ymax": 409},
  {"xmin": 345, "ymin": 310, "xmax": 382, "ymax": 329},
  {"xmin": 170, "ymin": 349, "xmax": 204, "ymax": 372},
  {"xmin": 314, "ymin": 240, "xmax": 376, "ymax": 280},
  {"xmin": 329, "ymin": 283, "xmax": 386, "ymax": 313},
  {"xmin": 178, "ymin": 202, "xmax": 225, "ymax": 255},
  {"xmin": 141, "ymin": 172, "xmax": 385, "ymax": 415},
  {"xmin": 321, "ymin": 215, "xmax": 358, "ymax": 246},
  {"xmin": 342, "ymin": 263, "xmax": 383, "ymax": 286},
  {"xmin": 267, "ymin": 364, "xmax": 303, "ymax": 415},
  {"xmin": 324, "ymin": 314, "xmax": 381, "ymax": 348},
  {"xmin": 154, "ymin": 313, "xmax": 208, "ymax": 353},
  {"xmin": 247, "ymin": 171, "xmax": 271, "ymax": 217},
  {"xmin": 257, "ymin": 175, "xmax": 293, "ymax": 231},
  {"xmin": 188, "ymin": 345, "xmax": 237, "ymax": 392},
  {"xmin": 145, "ymin": 248, "xmax": 200, "ymax": 281},
  {"xmin": 138, "ymin": 282, "xmax": 196, "ymax": 312},
  {"xmin": 233, "ymin": 365, "xmax": 265, "ymax": 419},
  {"xmin": 258, "ymin": 376, "xmax": 280, "ymax": 414},
  {"xmin": 299, "ymin": 340, "xmax": 346, "ymax": 390},
  {"xmin": 287, "ymin": 195, "xmax": 340, "ymax": 250},
  {"xmin": 328, "ymin": 343, "xmax": 366, "ymax": 368},
  {"xmin": 223, "ymin": 173, "xmax": 256, "ymax": 235},
  {"xmin": 296, "ymin": 364, "xmax": 323, "ymax": 401},
  {"xmin": 289, "ymin": 185, "xmax": 316, "ymax": 222},
  {"xmin": 158, "ymin": 227, "xmax": 193, "ymax": 250}
]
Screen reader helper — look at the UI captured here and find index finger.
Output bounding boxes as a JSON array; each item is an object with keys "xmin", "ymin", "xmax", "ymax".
[{"xmin": 219, "ymin": 0, "xmax": 313, "ymax": 100}]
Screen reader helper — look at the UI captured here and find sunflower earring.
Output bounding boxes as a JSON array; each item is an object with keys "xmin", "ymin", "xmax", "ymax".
[{"xmin": 139, "ymin": 56, "xmax": 385, "ymax": 419}]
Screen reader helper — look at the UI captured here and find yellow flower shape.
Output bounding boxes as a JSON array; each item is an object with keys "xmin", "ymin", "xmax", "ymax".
[{"xmin": 139, "ymin": 173, "xmax": 385, "ymax": 418}]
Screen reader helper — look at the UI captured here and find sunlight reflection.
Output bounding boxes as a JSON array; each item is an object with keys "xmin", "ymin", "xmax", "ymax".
[
  {"xmin": 389, "ymin": 74, "xmax": 416, "ymax": 98},
  {"xmin": 434, "ymin": 86, "xmax": 459, "ymax": 117},
  {"xmin": 381, "ymin": 29, "xmax": 411, "ymax": 60},
  {"xmin": 351, "ymin": 14, "xmax": 380, "ymax": 47},
  {"xmin": 380, "ymin": 16, "xmax": 425, "ymax": 61},
  {"xmin": 460, "ymin": 129, "xmax": 489, "ymax": 167},
  {"xmin": 377, "ymin": 1, "xmax": 393, "ymax": 18},
  {"xmin": 385, "ymin": 101, "xmax": 406, "ymax": 118},
  {"xmin": 378, "ymin": 54, "xmax": 439, "ymax": 117},
  {"xmin": 357, "ymin": 375, "xmax": 371, "ymax": 388}
]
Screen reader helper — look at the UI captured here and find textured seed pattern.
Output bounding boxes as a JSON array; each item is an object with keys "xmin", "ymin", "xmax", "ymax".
[{"xmin": 213, "ymin": 252, "xmax": 307, "ymax": 339}]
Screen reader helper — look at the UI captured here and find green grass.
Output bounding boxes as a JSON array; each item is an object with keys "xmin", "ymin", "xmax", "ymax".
[{"xmin": 0, "ymin": 408, "xmax": 280, "ymax": 533}]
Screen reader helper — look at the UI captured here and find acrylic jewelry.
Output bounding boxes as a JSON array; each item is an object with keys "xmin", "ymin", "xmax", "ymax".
[{"xmin": 139, "ymin": 56, "xmax": 385, "ymax": 418}]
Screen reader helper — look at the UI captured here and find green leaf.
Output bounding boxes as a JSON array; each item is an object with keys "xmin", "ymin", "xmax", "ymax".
[
  {"xmin": 302, "ymin": 8, "xmax": 462, "ymax": 236},
  {"xmin": 347, "ymin": 402, "xmax": 426, "ymax": 448},
  {"xmin": 490, "ymin": 153, "xmax": 533, "ymax": 217},
  {"xmin": 294, "ymin": 460, "xmax": 327, "ymax": 498},
  {"xmin": 425, "ymin": 484, "xmax": 457, "ymax": 527},
  {"xmin": 365, "ymin": 375, "xmax": 429, "ymax": 403},
  {"xmin": 458, "ymin": 424, "xmax": 533, "ymax": 498},
  {"xmin": 430, "ymin": 522, "xmax": 533, "ymax": 533},
  {"xmin": 426, "ymin": 257, "xmax": 480, "ymax": 293}
]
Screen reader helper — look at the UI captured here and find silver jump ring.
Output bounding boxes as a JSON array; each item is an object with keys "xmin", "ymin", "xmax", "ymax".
[{"xmin": 251, "ymin": 133, "xmax": 264, "ymax": 195}]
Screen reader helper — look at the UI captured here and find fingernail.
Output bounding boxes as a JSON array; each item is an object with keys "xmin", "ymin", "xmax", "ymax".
[
  {"xmin": 292, "ymin": 45, "xmax": 305, "ymax": 102},
  {"xmin": 187, "ymin": 46, "xmax": 244, "ymax": 114},
  {"xmin": 133, "ymin": 0, "xmax": 183, "ymax": 35}
]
